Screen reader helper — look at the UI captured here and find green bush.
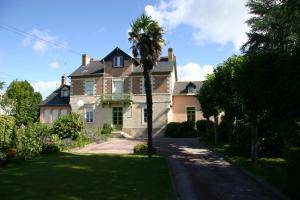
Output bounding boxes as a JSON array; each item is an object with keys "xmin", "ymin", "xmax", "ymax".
[
  {"xmin": 133, "ymin": 143, "xmax": 155, "ymax": 155},
  {"xmin": 229, "ymin": 119, "xmax": 251, "ymax": 156},
  {"xmin": 18, "ymin": 125, "xmax": 42, "ymax": 159},
  {"xmin": 53, "ymin": 112, "xmax": 84, "ymax": 140},
  {"xmin": 181, "ymin": 121, "xmax": 198, "ymax": 137},
  {"xmin": 287, "ymin": 147, "xmax": 300, "ymax": 200},
  {"xmin": 165, "ymin": 121, "xmax": 198, "ymax": 138},
  {"xmin": 0, "ymin": 115, "xmax": 15, "ymax": 147},
  {"xmin": 41, "ymin": 134, "xmax": 62, "ymax": 154},
  {"xmin": 196, "ymin": 120, "xmax": 214, "ymax": 141},
  {"xmin": 165, "ymin": 122, "xmax": 181, "ymax": 137},
  {"xmin": 101, "ymin": 123, "xmax": 113, "ymax": 135}
]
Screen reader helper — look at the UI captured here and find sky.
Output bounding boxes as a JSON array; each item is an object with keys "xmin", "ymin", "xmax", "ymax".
[{"xmin": 0, "ymin": 0, "xmax": 250, "ymax": 99}]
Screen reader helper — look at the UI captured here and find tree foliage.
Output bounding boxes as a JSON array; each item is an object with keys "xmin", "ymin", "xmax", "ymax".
[{"xmin": 5, "ymin": 80, "xmax": 42, "ymax": 126}]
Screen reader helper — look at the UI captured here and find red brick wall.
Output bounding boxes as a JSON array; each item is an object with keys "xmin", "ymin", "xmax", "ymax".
[
  {"xmin": 104, "ymin": 60, "xmax": 132, "ymax": 77},
  {"xmin": 104, "ymin": 78, "xmax": 112, "ymax": 94},
  {"xmin": 72, "ymin": 79, "xmax": 84, "ymax": 95},
  {"xmin": 153, "ymin": 75, "xmax": 169, "ymax": 93},
  {"xmin": 124, "ymin": 77, "xmax": 131, "ymax": 93},
  {"xmin": 132, "ymin": 77, "xmax": 141, "ymax": 94},
  {"xmin": 95, "ymin": 77, "xmax": 103, "ymax": 95}
]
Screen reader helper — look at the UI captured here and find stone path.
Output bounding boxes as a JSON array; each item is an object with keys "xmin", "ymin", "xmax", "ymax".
[
  {"xmin": 154, "ymin": 137, "xmax": 282, "ymax": 200},
  {"xmin": 71, "ymin": 138, "xmax": 144, "ymax": 154}
]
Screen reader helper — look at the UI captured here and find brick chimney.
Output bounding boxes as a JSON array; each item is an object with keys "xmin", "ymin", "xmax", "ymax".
[
  {"xmin": 168, "ymin": 48, "xmax": 174, "ymax": 61},
  {"xmin": 61, "ymin": 75, "xmax": 67, "ymax": 86},
  {"xmin": 82, "ymin": 54, "xmax": 90, "ymax": 66}
]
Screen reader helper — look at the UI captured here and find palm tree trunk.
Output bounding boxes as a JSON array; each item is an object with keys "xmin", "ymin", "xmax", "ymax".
[
  {"xmin": 251, "ymin": 108, "xmax": 258, "ymax": 165},
  {"xmin": 143, "ymin": 69, "xmax": 153, "ymax": 159}
]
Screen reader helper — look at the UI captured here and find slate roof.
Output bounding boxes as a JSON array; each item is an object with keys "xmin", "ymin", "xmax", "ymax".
[
  {"xmin": 40, "ymin": 85, "xmax": 70, "ymax": 106},
  {"xmin": 132, "ymin": 61, "xmax": 175, "ymax": 74},
  {"xmin": 69, "ymin": 60, "xmax": 104, "ymax": 77},
  {"xmin": 173, "ymin": 81, "xmax": 203, "ymax": 95}
]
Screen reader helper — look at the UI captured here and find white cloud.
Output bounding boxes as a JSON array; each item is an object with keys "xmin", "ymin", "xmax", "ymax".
[
  {"xmin": 145, "ymin": 0, "xmax": 250, "ymax": 50},
  {"xmin": 177, "ymin": 62, "xmax": 214, "ymax": 81},
  {"xmin": 31, "ymin": 81, "xmax": 60, "ymax": 98},
  {"xmin": 22, "ymin": 29, "xmax": 68, "ymax": 55},
  {"xmin": 50, "ymin": 61, "xmax": 59, "ymax": 69}
]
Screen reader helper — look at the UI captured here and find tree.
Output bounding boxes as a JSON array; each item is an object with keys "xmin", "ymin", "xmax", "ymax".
[
  {"xmin": 5, "ymin": 80, "xmax": 42, "ymax": 126},
  {"xmin": 128, "ymin": 14, "xmax": 165, "ymax": 158},
  {"xmin": 198, "ymin": 74, "xmax": 220, "ymax": 145}
]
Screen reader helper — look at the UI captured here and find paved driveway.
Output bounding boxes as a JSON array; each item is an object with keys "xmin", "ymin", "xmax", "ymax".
[
  {"xmin": 154, "ymin": 138, "xmax": 282, "ymax": 200},
  {"xmin": 71, "ymin": 138, "xmax": 145, "ymax": 154}
]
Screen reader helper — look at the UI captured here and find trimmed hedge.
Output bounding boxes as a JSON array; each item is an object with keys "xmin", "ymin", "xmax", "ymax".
[
  {"xmin": 287, "ymin": 147, "xmax": 300, "ymax": 200},
  {"xmin": 196, "ymin": 120, "xmax": 214, "ymax": 141},
  {"xmin": 165, "ymin": 121, "xmax": 198, "ymax": 138}
]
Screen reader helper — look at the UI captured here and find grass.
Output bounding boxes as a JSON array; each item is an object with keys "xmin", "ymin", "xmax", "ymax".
[
  {"xmin": 0, "ymin": 153, "xmax": 176, "ymax": 200},
  {"xmin": 203, "ymin": 141, "xmax": 287, "ymax": 193}
]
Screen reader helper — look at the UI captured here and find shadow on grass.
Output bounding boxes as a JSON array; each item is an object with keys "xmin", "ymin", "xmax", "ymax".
[{"xmin": 0, "ymin": 153, "xmax": 175, "ymax": 200}]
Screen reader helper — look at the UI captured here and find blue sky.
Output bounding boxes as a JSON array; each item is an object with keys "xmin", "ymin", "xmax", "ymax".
[{"xmin": 0, "ymin": 0, "xmax": 249, "ymax": 98}]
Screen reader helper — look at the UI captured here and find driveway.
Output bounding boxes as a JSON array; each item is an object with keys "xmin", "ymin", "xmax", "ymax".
[
  {"xmin": 71, "ymin": 138, "xmax": 145, "ymax": 154},
  {"xmin": 154, "ymin": 138, "xmax": 282, "ymax": 200}
]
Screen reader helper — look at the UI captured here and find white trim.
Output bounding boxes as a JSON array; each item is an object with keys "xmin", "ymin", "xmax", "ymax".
[
  {"xmin": 141, "ymin": 105, "xmax": 147, "ymax": 125},
  {"xmin": 185, "ymin": 105, "xmax": 197, "ymax": 122},
  {"xmin": 85, "ymin": 79, "xmax": 95, "ymax": 96},
  {"xmin": 84, "ymin": 105, "xmax": 95, "ymax": 123}
]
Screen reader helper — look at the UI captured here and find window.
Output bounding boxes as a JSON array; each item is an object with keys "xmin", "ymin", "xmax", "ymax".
[
  {"xmin": 61, "ymin": 89, "xmax": 69, "ymax": 97},
  {"xmin": 186, "ymin": 107, "xmax": 196, "ymax": 122},
  {"xmin": 44, "ymin": 110, "xmax": 50, "ymax": 123},
  {"xmin": 113, "ymin": 56, "xmax": 124, "ymax": 67},
  {"xmin": 85, "ymin": 80, "xmax": 94, "ymax": 96},
  {"xmin": 187, "ymin": 86, "xmax": 195, "ymax": 94},
  {"xmin": 143, "ymin": 108, "xmax": 148, "ymax": 123},
  {"xmin": 113, "ymin": 107, "xmax": 123, "ymax": 125},
  {"xmin": 85, "ymin": 107, "xmax": 94, "ymax": 123},
  {"xmin": 52, "ymin": 110, "xmax": 59, "ymax": 122},
  {"xmin": 61, "ymin": 109, "xmax": 67, "ymax": 116}
]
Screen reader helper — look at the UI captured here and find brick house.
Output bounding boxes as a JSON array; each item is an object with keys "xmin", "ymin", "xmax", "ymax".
[{"xmin": 40, "ymin": 47, "xmax": 204, "ymax": 137}]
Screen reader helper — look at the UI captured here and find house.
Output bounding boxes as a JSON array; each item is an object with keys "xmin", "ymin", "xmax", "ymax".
[
  {"xmin": 40, "ymin": 47, "xmax": 204, "ymax": 137},
  {"xmin": 39, "ymin": 75, "xmax": 71, "ymax": 124}
]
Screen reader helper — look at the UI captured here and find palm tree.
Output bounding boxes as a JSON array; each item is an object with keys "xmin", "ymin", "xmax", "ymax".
[{"xmin": 128, "ymin": 14, "xmax": 165, "ymax": 158}]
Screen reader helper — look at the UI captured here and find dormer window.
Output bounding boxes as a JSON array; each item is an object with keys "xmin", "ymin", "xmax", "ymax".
[
  {"xmin": 113, "ymin": 56, "xmax": 124, "ymax": 67},
  {"xmin": 61, "ymin": 88, "xmax": 69, "ymax": 97},
  {"xmin": 187, "ymin": 86, "xmax": 195, "ymax": 94}
]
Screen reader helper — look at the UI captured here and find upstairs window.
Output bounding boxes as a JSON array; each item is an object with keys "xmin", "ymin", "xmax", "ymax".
[
  {"xmin": 113, "ymin": 56, "xmax": 124, "ymax": 67},
  {"xmin": 85, "ymin": 80, "xmax": 94, "ymax": 96},
  {"xmin": 143, "ymin": 108, "xmax": 148, "ymax": 124},
  {"xmin": 61, "ymin": 89, "xmax": 69, "ymax": 97},
  {"xmin": 187, "ymin": 86, "xmax": 195, "ymax": 94}
]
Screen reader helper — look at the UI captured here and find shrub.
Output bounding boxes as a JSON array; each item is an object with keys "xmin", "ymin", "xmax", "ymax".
[
  {"xmin": 101, "ymin": 123, "xmax": 113, "ymax": 135},
  {"xmin": 181, "ymin": 121, "xmax": 198, "ymax": 137},
  {"xmin": 53, "ymin": 112, "xmax": 84, "ymax": 140},
  {"xmin": 5, "ymin": 148, "xmax": 17, "ymax": 161},
  {"xmin": 0, "ymin": 115, "xmax": 15, "ymax": 147},
  {"xmin": 133, "ymin": 143, "xmax": 155, "ymax": 155},
  {"xmin": 196, "ymin": 120, "xmax": 214, "ymax": 142},
  {"xmin": 229, "ymin": 119, "xmax": 251, "ymax": 156},
  {"xmin": 258, "ymin": 136, "xmax": 283, "ymax": 157},
  {"xmin": 165, "ymin": 122, "xmax": 181, "ymax": 137},
  {"xmin": 18, "ymin": 125, "xmax": 42, "ymax": 159},
  {"xmin": 41, "ymin": 134, "xmax": 62, "ymax": 154},
  {"xmin": 287, "ymin": 147, "xmax": 300, "ymax": 200}
]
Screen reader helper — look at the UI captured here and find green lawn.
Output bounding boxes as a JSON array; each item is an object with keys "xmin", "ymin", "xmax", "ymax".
[
  {"xmin": 0, "ymin": 153, "xmax": 176, "ymax": 200},
  {"xmin": 205, "ymin": 142, "xmax": 287, "ymax": 193}
]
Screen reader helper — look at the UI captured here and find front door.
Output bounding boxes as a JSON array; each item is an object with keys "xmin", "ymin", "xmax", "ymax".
[
  {"xmin": 112, "ymin": 80, "xmax": 123, "ymax": 100},
  {"xmin": 112, "ymin": 107, "xmax": 123, "ymax": 130}
]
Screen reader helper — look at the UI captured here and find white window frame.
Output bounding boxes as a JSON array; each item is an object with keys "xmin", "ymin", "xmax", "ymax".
[
  {"xmin": 185, "ymin": 105, "xmax": 196, "ymax": 122},
  {"xmin": 187, "ymin": 86, "xmax": 195, "ymax": 94},
  {"xmin": 52, "ymin": 109, "xmax": 59, "ymax": 122},
  {"xmin": 61, "ymin": 89, "xmax": 69, "ymax": 97},
  {"xmin": 44, "ymin": 109, "xmax": 50, "ymax": 123},
  {"xmin": 113, "ymin": 56, "xmax": 124, "ymax": 67},
  {"xmin": 141, "ymin": 106, "xmax": 148, "ymax": 125},
  {"xmin": 85, "ymin": 106, "xmax": 94, "ymax": 123},
  {"xmin": 85, "ymin": 80, "xmax": 94, "ymax": 96}
]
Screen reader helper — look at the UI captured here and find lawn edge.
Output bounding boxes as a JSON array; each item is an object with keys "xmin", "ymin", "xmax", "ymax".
[{"xmin": 200, "ymin": 141, "xmax": 290, "ymax": 200}]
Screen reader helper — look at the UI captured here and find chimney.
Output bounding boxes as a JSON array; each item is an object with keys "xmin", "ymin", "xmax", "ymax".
[
  {"xmin": 61, "ymin": 74, "xmax": 67, "ymax": 86},
  {"xmin": 82, "ymin": 54, "xmax": 90, "ymax": 66},
  {"xmin": 168, "ymin": 48, "xmax": 174, "ymax": 61}
]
